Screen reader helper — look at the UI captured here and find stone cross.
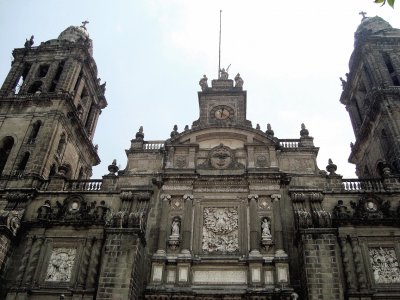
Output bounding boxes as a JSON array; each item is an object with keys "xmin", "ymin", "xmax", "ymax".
[
  {"xmin": 81, "ymin": 20, "xmax": 89, "ymax": 29},
  {"xmin": 359, "ymin": 11, "xmax": 367, "ymax": 20}
]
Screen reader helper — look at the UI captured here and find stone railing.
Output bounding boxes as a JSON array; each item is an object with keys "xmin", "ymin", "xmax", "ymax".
[
  {"xmin": 279, "ymin": 139, "xmax": 300, "ymax": 148},
  {"xmin": 64, "ymin": 179, "xmax": 103, "ymax": 191},
  {"xmin": 341, "ymin": 178, "xmax": 385, "ymax": 192},
  {"xmin": 143, "ymin": 141, "xmax": 165, "ymax": 150}
]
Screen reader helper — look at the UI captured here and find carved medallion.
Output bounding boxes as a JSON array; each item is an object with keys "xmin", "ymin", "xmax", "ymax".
[
  {"xmin": 202, "ymin": 207, "xmax": 239, "ymax": 253},
  {"xmin": 369, "ymin": 247, "xmax": 400, "ymax": 284},
  {"xmin": 197, "ymin": 144, "xmax": 244, "ymax": 170},
  {"xmin": 175, "ymin": 155, "xmax": 187, "ymax": 168},
  {"xmin": 256, "ymin": 155, "xmax": 268, "ymax": 167},
  {"xmin": 45, "ymin": 248, "xmax": 76, "ymax": 282}
]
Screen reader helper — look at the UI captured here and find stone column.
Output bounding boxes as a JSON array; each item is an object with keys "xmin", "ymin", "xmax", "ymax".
[
  {"xmin": 271, "ymin": 194, "xmax": 286, "ymax": 256},
  {"xmin": 269, "ymin": 146, "xmax": 278, "ymax": 168},
  {"xmin": 248, "ymin": 194, "xmax": 260, "ymax": 254},
  {"xmin": 338, "ymin": 236, "xmax": 357, "ymax": 292},
  {"xmin": 14, "ymin": 235, "xmax": 33, "ymax": 286},
  {"xmin": 181, "ymin": 194, "xmax": 193, "ymax": 255},
  {"xmin": 23, "ymin": 236, "xmax": 44, "ymax": 286},
  {"xmin": 350, "ymin": 236, "xmax": 367, "ymax": 291},
  {"xmin": 41, "ymin": 61, "xmax": 58, "ymax": 92},
  {"xmin": 156, "ymin": 194, "xmax": 171, "ymax": 255},
  {"xmin": 77, "ymin": 237, "xmax": 95, "ymax": 288}
]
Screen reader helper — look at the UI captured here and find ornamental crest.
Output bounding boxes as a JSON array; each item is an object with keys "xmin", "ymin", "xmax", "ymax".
[
  {"xmin": 202, "ymin": 207, "xmax": 238, "ymax": 253},
  {"xmin": 369, "ymin": 247, "xmax": 400, "ymax": 284}
]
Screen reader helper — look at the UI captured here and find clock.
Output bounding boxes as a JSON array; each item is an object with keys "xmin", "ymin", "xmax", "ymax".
[{"xmin": 210, "ymin": 105, "xmax": 234, "ymax": 121}]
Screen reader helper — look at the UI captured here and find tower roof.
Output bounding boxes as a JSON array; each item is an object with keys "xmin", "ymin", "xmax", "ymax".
[
  {"xmin": 355, "ymin": 16, "xmax": 392, "ymax": 38},
  {"xmin": 57, "ymin": 24, "xmax": 93, "ymax": 55},
  {"xmin": 58, "ymin": 25, "xmax": 90, "ymax": 42}
]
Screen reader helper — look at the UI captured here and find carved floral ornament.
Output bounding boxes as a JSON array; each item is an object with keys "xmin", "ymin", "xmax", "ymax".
[{"xmin": 202, "ymin": 207, "xmax": 239, "ymax": 253}]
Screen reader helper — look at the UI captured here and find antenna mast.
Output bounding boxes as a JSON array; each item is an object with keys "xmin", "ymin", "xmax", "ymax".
[{"xmin": 218, "ymin": 10, "xmax": 222, "ymax": 79}]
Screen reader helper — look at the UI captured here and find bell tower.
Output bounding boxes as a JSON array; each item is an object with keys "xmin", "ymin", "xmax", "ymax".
[
  {"xmin": 340, "ymin": 16, "xmax": 400, "ymax": 178},
  {"xmin": 0, "ymin": 23, "xmax": 107, "ymax": 185}
]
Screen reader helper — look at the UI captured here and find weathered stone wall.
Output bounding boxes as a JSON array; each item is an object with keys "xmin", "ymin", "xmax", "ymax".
[
  {"xmin": 298, "ymin": 231, "xmax": 343, "ymax": 300},
  {"xmin": 96, "ymin": 230, "xmax": 144, "ymax": 300}
]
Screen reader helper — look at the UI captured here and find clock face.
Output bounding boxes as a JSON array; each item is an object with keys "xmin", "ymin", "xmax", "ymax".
[{"xmin": 211, "ymin": 105, "xmax": 234, "ymax": 121}]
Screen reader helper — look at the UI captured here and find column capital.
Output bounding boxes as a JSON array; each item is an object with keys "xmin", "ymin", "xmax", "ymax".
[
  {"xmin": 183, "ymin": 194, "xmax": 193, "ymax": 201},
  {"xmin": 248, "ymin": 194, "xmax": 258, "ymax": 201},
  {"xmin": 271, "ymin": 194, "xmax": 281, "ymax": 202},
  {"xmin": 160, "ymin": 194, "xmax": 171, "ymax": 201}
]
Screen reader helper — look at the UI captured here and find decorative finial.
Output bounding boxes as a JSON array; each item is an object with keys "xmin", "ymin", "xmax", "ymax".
[
  {"xmin": 108, "ymin": 159, "xmax": 119, "ymax": 175},
  {"xmin": 256, "ymin": 123, "xmax": 261, "ymax": 130},
  {"xmin": 81, "ymin": 20, "xmax": 89, "ymax": 29},
  {"xmin": 326, "ymin": 158, "xmax": 337, "ymax": 175},
  {"xmin": 184, "ymin": 125, "xmax": 189, "ymax": 131},
  {"xmin": 359, "ymin": 11, "xmax": 367, "ymax": 20}
]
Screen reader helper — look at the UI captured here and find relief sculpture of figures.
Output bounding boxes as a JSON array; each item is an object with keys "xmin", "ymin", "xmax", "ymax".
[{"xmin": 369, "ymin": 247, "xmax": 400, "ymax": 284}]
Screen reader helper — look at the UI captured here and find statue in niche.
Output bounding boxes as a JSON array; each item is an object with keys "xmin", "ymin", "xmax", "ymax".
[
  {"xmin": 171, "ymin": 219, "xmax": 180, "ymax": 236},
  {"xmin": 261, "ymin": 218, "xmax": 272, "ymax": 238}
]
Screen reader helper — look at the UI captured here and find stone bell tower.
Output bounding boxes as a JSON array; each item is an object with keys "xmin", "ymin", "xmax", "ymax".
[
  {"xmin": 0, "ymin": 23, "xmax": 107, "ymax": 185},
  {"xmin": 340, "ymin": 15, "xmax": 400, "ymax": 178}
]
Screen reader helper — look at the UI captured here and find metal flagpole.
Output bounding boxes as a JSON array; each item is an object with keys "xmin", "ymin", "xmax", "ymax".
[{"xmin": 218, "ymin": 10, "xmax": 222, "ymax": 79}]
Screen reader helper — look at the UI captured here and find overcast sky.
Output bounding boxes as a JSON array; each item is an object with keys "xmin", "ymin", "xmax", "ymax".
[{"xmin": 0, "ymin": 0, "xmax": 399, "ymax": 179}]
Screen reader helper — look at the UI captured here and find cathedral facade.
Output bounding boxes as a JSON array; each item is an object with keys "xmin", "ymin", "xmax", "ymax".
[{"xmin": 1, "ymin": 16, "xmax": 400, "ymax": 300}]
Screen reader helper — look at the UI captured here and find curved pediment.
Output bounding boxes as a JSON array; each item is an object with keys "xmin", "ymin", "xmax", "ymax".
[{"xmin": 170, "ymin": 126, "xmax": 278, "ymax": 149}]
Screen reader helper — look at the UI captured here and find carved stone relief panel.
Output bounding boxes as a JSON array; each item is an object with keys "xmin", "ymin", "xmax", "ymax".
[
  {"xmin": 255, "ymin": 155, "xmax": 268, "ymax": 168},
  {"xmin": 175, "ymin": 155, "xmax": 187, "ymax": 168},
  {"xmin": 369, "ymin": 247, "xmax": 400, "ymax": 284},
  {"xmin": 202, "ymin": 207, "xmax": 239, "ymax": 253},
  {"xmin": 45, "ymin": 248, "xmax": 76, "ymax": 282}
]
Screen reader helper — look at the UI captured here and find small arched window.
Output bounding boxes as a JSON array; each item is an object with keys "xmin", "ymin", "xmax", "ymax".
[
  {"xmin": 28, "ymin": 120, "xmax": 42, "ymax": 144},
  {"xmin": 49, "ymin": 163, "xmax": 57, "ymax": 177},
  {"xmin": 0, "ymin": 136, "xmax": 14, "ymax": 175},
  {"xmin": 56, "ymin": 133, "xmax": 66, "ymax": 157},
  {"xmin": 16, "ymin": 152, "xmax": 30, "ymax": 176}
]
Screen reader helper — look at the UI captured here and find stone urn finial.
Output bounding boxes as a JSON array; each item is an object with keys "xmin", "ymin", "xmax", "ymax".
[
  {"xmin": 108, "ymin": 159, "xmax": 119, "ymax": 175},
  {"xmin": 326, "ymin": 158, "xmax": 337, "ymax": 175}
]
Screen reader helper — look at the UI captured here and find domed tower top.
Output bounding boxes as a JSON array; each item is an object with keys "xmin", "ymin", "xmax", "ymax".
[
  {"xmin": 57, "ymin": 21, "xmax": 93, "ymax": 54},
  {"xmin": 355, "ymin": 16, "xmax": 392, "ymax": 41}
]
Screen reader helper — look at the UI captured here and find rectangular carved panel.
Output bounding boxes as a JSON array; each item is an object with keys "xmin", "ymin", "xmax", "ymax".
[{"xmin": 369, "ymin": 247, "xmax": 400, "ymax": 284}]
